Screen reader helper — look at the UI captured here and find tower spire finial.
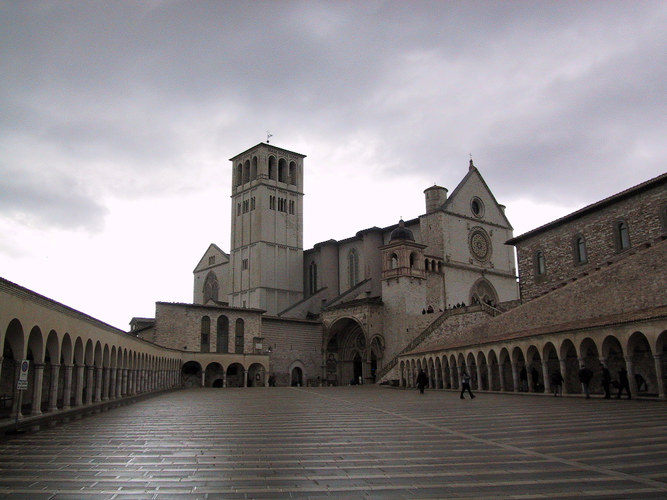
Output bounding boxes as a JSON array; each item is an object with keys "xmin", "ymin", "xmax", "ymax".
[
  {"xmin": 469, "ymin": 153, "xmax": 475, "ymax": 170},
  {"xmin": 266, "ymin": 131, "xmax": 273, "ymax": 144}
]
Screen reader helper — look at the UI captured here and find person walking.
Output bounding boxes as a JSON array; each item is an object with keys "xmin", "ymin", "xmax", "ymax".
[
  {"xmin": 460, "ymin": 370, "xmax": 475, "ymax": 399},
  {"xmin": 600, "ymin": 363, "xmax": 611, "ymax": 399},
  {"xmin": 578, "ymin": 365, "xmax": 593, "ymax": 399},
  {"xmin": 617, "ymin": 367, "xmax": 631, "ymax": 399},
  {"xmin": 416, "ymin": 369, "xmax": 428, "ymax": 394},
  {"xmin": 551, "ymin": 370, "xmax": 564, "ymax": 397}
]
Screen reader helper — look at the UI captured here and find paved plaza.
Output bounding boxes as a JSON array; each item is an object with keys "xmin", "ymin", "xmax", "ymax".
[{"xmin": 0, "ymin": 387, "xmax": 666, "ymax": 499}]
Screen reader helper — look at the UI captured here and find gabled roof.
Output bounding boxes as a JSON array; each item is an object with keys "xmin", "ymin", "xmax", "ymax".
[
  {"xmin": 193, "ymin": 243, "xmax": 228, "ymax": 273},
  {"xmin": 443, "ymin": 162, "xmax": 513, "ymax": 229},
  {"xmin": 507, "ymin": 172, "xmax": 667, "ymax": 245}
]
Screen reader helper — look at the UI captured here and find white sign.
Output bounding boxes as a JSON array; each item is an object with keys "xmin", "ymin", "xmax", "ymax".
[{"xmin": 17, "ymin": 359, "xmax": 29, "ymax": 390}]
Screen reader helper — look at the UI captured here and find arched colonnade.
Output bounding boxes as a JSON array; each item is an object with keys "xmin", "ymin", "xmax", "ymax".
[
  {"xmin": 400, "ymin": 324, "xmax": 667, "ymax": 399},
  {"xmin": 1, "ymin": 317, "xmax": 181, "ymax": 419}
]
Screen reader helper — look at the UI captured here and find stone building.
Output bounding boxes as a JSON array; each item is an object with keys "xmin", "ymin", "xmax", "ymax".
[
  {"xmin": 183, "ymin": 142, "xmax": 519, "ymax": 386},
  {"xmin": 398, "ymin": 172, "xmax": 667, "ymax": 398}
]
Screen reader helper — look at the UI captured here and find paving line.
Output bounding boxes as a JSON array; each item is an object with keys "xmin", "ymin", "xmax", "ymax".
[{"xmin": 298, "ymin": 388, "xmax": 667, "ymax": 493}]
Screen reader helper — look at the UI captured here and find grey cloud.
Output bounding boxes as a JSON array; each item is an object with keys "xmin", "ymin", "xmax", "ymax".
[{"xmin": 0, "ymin": 167, "xmax": 108, "ymax": 232}]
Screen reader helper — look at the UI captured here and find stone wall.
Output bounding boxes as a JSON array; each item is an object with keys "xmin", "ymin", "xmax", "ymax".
[
  {"xmin": 514, "ymin": 178, "xmax": 666, "ymax": 302},
  {"xmin": 261, "ymin": 317, "xmax": 322, "ymax": 386}
]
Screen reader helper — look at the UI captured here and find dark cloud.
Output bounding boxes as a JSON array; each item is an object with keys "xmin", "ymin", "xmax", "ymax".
[{"xmin": 1, "ymin": 1, "xmax": 665, "ymax": 232}]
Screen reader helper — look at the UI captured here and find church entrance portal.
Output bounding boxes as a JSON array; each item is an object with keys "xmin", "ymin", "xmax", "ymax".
[{"xmin": 325, "ymin": 317, "xmax": 384, "ymax": 386}]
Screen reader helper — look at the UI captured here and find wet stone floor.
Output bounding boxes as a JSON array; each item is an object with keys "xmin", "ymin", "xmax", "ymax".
[{"xmin": 0, "ymin": 386, "xmax": 666, "ymax": 499}]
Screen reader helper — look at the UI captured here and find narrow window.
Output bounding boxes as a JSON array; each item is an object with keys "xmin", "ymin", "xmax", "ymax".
[
  {"xmin": 235, "ymin": 319, "xmax": 244, "ymax": 354},
  {"xmin": 289, "ymin": 161, "xmax": 297, "ymax": 185},
  {"xmin": 201, "ymin": 316, "xmax": 210, "ymax": 353},
  {"xmin": 535, "ymin": 251, "xmax": 546, "ymax": 276},
  {"xmin": 242, "ymin": 258, "xmax": 249, "ymax": 270},
  {"xmin": 391, "ymin": 254, "xmax": 399, "ymax": 269},
  {"xmin": 348, "ymin": 249, "xmax": 359, "ymax": 287},
  {"xmin": 268, "ymin": 156, "xmax": 276, "ymax": 180},
  {"xmin": 216, "ymin": 315, "xmax": 229, "ymax": 353},
  {"xmin": 615, "ymin": 221, "xmax": 630, "ymax": 251},
  {"xmin": 574, "ymin": 236, "xmax": 587, "ymax": 264},
  {"xmin": 309, "ymin": 261, "xmax": 318, "ymax": 295}
]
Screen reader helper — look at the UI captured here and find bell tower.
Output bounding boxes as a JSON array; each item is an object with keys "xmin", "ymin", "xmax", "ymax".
[{"xmin": 229, "ymin": 143, "xmax": 305, "ymax": 314}]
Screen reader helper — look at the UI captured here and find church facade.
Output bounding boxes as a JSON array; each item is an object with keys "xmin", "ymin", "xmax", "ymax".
[{"xmin": 171, "ymin": 142, "xmax": 520, "ymax": 386}]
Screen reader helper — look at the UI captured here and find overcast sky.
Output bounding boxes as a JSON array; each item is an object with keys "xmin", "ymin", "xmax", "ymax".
[{"xmin": 1, "ymin": 1, "xmax": 665, "ymax": 330}]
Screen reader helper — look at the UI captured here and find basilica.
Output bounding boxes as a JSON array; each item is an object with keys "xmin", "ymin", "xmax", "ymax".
[{"xmin": 1, "ymin": 143, "xmax": 665, "ymax": 421}]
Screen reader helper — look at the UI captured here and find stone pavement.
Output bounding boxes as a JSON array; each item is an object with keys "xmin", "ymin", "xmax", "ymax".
[{"xmin": 0, "ymin": 386, "xmax": 666, "ymax": 499}]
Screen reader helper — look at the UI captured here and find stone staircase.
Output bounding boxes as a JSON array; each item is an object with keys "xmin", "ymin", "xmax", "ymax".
[{"xmin": 375, "ymin": 302, "xmax": 501, "ymax": 382}]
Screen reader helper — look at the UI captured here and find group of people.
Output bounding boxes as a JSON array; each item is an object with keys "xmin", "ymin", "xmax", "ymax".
[
  {"xmin": 415, "ymin": 363, "xmax": 642, "ymax": 400},
  {"xmin": 415, "ymin": 369, "xmax": 475, "ymax": 399},
  {"xmin": 551, "ymin": 364, "xmax": 633, "ymax": 399}
]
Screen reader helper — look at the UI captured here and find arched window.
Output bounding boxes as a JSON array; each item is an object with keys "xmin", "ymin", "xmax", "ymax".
[
  {"xmin": 289, "ymin": 161, "xmax": 297, "ymax": 185},
  {"xmin": 235, "ymin": 319, "xmax": 244, "ymax": 354},
  {"xmin": 278, "ymin": 158, "xmax": 287, "ymax": 183},
  {"xmin": 268, "ymin": 156, "xmax": 276, "ymax": 180},
  {"xmin": 309, "ymin": 261, "xmax": 318, "ymax": 296},
  {"xmin": 614, "ymin": 220, "xmax": 630, "ymax": 251},
  {"xmin": 424, "ymin": 259, "xmax": 429, "ymax": 271},
  {"xmin": 251, "ymin": 156, "xmax": 258, "ymax": 180},
  {"xmin": 409, "ymin": 252, "xmax": 416, "ymax": 269},
  {"xmin": 201, "ymin": 316, "xmax": 210, "ymax": 353},
  {"xmin": 348, "ymin": 249, "xmax": 359, "ymax": 287},
  {"xmin": 574, "ymin": 235, "xmax": 587, "ymax": 264},
  {"xmin": 203, "ymin": 272, "xmax": 219, "ymax": 303},
  {"xmin": 243, "ymin": 160, "xmax": 250, "ymax": 183},
  {"xmin": 216, "ymin": 316, "xmax": 229, "ymax": 353},
  {"xmin": 535, "ymin": 251, "xmax": 546, "ymax": 276},
  {"xmin": 391, "ymin": 254, "xmax": 399, "ymax": 269},
  {"xmin": 236, "ymin": 164, "xmax": 243, "ymax": 186}
]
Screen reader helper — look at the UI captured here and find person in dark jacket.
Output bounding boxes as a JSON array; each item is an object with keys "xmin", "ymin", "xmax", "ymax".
[
  {"xmin": 416, "ymin": 370, "xmax": 428, "ymax": 394},
  {"xmin": 600, "ymin": 363, "xmax": 611, "ymax": 399},
  {"xmin": 578, "ymin": 365, "xmax": 594, "ymax": 399},
  {"xmin": 460, "ymin": 370, "xmax": 475, "ymax": 399},
  {"xmin": 617, "ymin": 367, "xmax": 631, "ymax": 399},
  {"xmin": 551, "ymin": 370, "xmax": 564, "ymax": 397}
]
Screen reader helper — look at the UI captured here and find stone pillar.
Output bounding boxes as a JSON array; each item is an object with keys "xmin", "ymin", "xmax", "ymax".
[
  {"xmin": 102, "ymin": 367, "xmax": 110, "ymax": 401},
  {"xmin": 542, "ymin": 360, "xmax": 551, "ymax": 393},
  {"xmin": 654, "ymin": 354, "xmax": 665, "ymax": 399},
  {"xmin": 109, "ymin": 368, "xmax": 117, "ymax": 399},
  {"xmin": 510, "ymin": 362, "xmax": 519, "ymax": 392},
  {"xmin": 47, "ymin": 363, "xmax": 60, "ymax": 412},
  {"xmin": 75, "ymin": 365, "xmax": 85, "ymax": 406},
  {"xmin": 62, "ymin": 364, "xmax": 73, "ymax": 410},
  {"xmin": 120, "ymin": 369, "xmax": 127, "ymax": 396},
  {"xmin": 85, "ymin": 366, "xmax": 94, "ymax": 404},
  {"xmin": 11, "ymin": 363, "xmax": 22, "ymax": 418},
  {"xmin": 30, "ymin": 363, "xmax": 45, "ymax": 415},
  {"xmin": 222, "ymin": 371, "xmax": 227, "ymax": 388},
  {"xmin": 201, "ymin": 371, "xmax": 205, "ymax": 388},
  {"xmin": 559, "ymin": 359, "xmax": 568, "ymax": 395},
  {"xmin": 499, "ymin": 366, "xmax": 505, "ymax": 392},
  {"xmin": 94, "ymin": 366, "xmax": 103, "ymax": 402},
  {"xmin": 244, "ymin": 369, "xmax": 248, "ymax": 388},
  {"xmin": 486, "ymin": 364, "xmax": 493, "ymax": 391},
  {"xmin": 475, "ymin": 364, "xmax": 483, "ymax": 391},
  {"xmin": 625, "ymin": 357, "xmax": 637, "ymax": 396}
]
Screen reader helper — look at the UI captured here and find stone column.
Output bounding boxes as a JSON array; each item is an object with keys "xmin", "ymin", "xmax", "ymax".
[
  {"xmin": 499, "ymin": 366, "xmax": 505, "ymax": 392},
  {"xmin": 85, "ymin": 366, "xmax": 94, "ymax": 404},
  {"xmin": 510, "ymin": 362, "xmax": 519, "ymax": 392},
  {"xmin": 541, "ymin": 360, "xmax": 551, "ymax": 393},
  {"xmin": 62, "ymin": 364, "xmax": 73, "ymax": 410},
  {"xmin": 30, "ymin": 363, "xmax": 45, "ymax": 415},
  {"xmin": 559, "ymin": 359, "xmax": 568, "ymax": 395},
  {"xmin": 486, "ymin": 364, "xmax": 493, "ymax": 391},
  {"xmin": 244, "ymin": 369, "xmax": 248, "ymax": 388},
  {"xmin": 102, "ymin": 367, "xmax": 110, "ymax": 401},
  {"xmin": 201, "ymin": 371, "xmax": 205, "ymax": 388},
  {"xmin": 625, "ymin": 357, "xmax": 637, "ymax": 396},
  {"xmin": 109, "ymin": 368, "xmax": 117, "ymax": 399},
  {"xmin": 47, "ymin": 363, "xmax": 60, "ymax": 412},
  {"xmin": 475, "ymin": 364, "xmax": 483, "ymax": 391},
  {"xmin": 94, "ymin": 366, "xmax": 103, "ymax": 402},
  {"xmin": 75, "ymin": 365, "xmax": 85, "ymax": 406},
  {"xmin": 654, "ymin": 354, "xmax": 665, "ymax": 399},
  {"xmin": 11, "ymin": 363, "xmax": 22, "ymax": 418}
]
